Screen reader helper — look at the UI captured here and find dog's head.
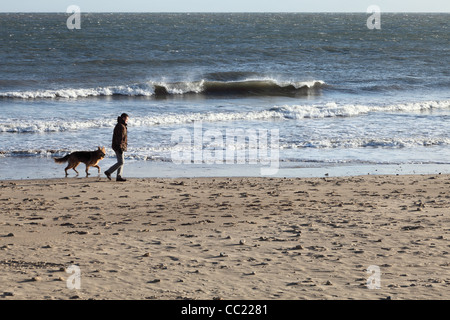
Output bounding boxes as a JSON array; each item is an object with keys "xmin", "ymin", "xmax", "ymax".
[{"xmin": 97, "ymin": 146, "xmax": 106, "ymax": 159}]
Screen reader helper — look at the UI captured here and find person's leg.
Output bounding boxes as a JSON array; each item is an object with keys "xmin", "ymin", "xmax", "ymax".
[
  {"xmin": 105, "ymin": 150, "xmax": 124, "ymax": 177},
  {"xmin": 116, "ymin": 150, "xmax": 124, "ymax": 178}
]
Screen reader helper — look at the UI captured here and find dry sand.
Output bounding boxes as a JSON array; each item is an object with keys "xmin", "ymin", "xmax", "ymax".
[{"xmin": 0, "ymin": 174, "xmax": 449, "ymax": 300}]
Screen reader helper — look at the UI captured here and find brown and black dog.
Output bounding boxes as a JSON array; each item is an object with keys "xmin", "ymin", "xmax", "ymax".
[{"xmin": 54, "ymin": 147, "xmax": 106, "ymax": 177}]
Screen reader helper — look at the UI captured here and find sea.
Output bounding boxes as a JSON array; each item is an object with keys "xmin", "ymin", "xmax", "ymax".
[{"xmin": 0, "ymin": 13, "xmax": 449, "ymax": 180}]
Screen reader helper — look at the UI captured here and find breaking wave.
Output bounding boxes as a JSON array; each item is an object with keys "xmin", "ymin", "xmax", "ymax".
[
  {"xmin": 270, "ymin": 100, "xmax": 450, "ymax": 119},
  {"xmin": 0, "ymin": 79, "xmax": 326, "ymax": 99},
  {"xmin": 282, "ymin": 137, "xmax": 450, "ymax": 149},
  {"xmin": 2, "ymin": 135, "xmax": 450, "ymax": 161},
  {"xmin": 1, "ymin": 100, "xmax": 448, "ymax": 133}
]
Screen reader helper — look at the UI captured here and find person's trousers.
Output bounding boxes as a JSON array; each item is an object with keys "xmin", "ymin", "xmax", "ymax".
[{"xmin": 106, "ymin": 150, "xmax": 124, "ymax": 177}]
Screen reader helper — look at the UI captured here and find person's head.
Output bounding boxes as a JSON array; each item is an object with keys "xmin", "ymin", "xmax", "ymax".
[{"xmin": 120, "ymin": 113, "xmax": 129, "ymax": 124}]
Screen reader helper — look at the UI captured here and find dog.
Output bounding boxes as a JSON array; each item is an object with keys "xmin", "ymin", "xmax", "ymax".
[{"xmin": 54, "ymin": 147, "xmax": 106, "ymax": 177}]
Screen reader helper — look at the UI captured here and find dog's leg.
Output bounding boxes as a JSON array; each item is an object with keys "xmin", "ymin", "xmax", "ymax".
[
  {"xmin": 93, "ymin": 165, "xmax": 101, "ymax": 174},
  {"xmin": 85, "ymin": 165, "xmax": 90, "ymax": 177},
  {"xmin": 72, "ymin": 163, "xmax": 79, "ymax": 176},
  {"xmin": 64, "ymin": 167, "xmax": 69, "ymax": 177}
]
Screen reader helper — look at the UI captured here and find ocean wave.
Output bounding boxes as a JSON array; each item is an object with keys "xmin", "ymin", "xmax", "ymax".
[
  {"xmin": 0, "ymin": 119, "xmax": 115, "ymax": 133},
  {"xmin": 2, "ymin": 135, "xmax": 450, "ymax": 161},
  {"xmin": 0, "ymin": 79, "xmax": 325, "ymax": 99},
  {"xmin": 0, "ymin": 112, "xmax": 280, "ymax": 133},
  {"xmin": 271, "ymin": 100, "xmax": 450, "ymax": 119},
  {"xmin": 282, "ymin": 137, "xmax": 450, "ymax": 149},
  {"xmin": 0, "ymin": 149, "xmax": 74, "ymax": 158},
  {"xmin": 0, "ymin": 84, "xmax": 155, "ymax": 99},
  {"xmin": 153, "ymin": 79, "xmax": 325, "ymax": 96},
  {"xmin": 1, "ymin": 100, "xmax": 449, "ymax": 133}
]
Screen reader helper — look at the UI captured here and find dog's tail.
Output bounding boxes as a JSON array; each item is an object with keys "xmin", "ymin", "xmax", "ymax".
[{"xmin": 54, "ymin": 154, "xmax": 70, "ymax": 164}]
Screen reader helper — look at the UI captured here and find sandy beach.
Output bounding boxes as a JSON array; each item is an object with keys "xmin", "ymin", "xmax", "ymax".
[{"xmin": 0, "ymin": 174, "xmax": 449, "ymax": 300}]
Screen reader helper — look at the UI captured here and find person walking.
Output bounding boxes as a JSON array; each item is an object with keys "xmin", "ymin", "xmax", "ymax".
[{"xmin": 105, "ymin": 113, "xmax": 129, "ymax": 182}]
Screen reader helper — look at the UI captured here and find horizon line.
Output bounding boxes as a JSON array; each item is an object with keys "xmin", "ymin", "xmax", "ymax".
[{"xmin": 1, "ymin": 11, "xmax": 449, "ymax": 13}]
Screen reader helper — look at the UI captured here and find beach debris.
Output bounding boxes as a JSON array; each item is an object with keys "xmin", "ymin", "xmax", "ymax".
[
  {"xmin": 149, "ymin": 279, "xmax": 161, "ymax": 283},
  {"xmin": 401, "ymin": 225, "xmax": 424, "ymax": 231}
]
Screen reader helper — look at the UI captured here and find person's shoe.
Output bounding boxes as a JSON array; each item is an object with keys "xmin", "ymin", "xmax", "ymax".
[
  {"xmin": 116, "ymin": 176, "xmax": 127, "ymax": 182},
  {"xmin": 105, "ymin": 171, "xmax": 112, "ymax": 181}
]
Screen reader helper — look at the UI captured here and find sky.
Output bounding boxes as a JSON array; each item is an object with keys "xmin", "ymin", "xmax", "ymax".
[{"xmin": 1, "ymin": 0, "xmax": 450, "ymax": 12}]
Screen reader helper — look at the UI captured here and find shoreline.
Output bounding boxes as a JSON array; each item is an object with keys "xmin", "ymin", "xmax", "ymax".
[
  {"xmin": 1, "ymin": 173, "xmax": 449, "ymax": 300},
  {"xmin": 1, "ymin": 156, "xmax": 450, "ymax": 181}
]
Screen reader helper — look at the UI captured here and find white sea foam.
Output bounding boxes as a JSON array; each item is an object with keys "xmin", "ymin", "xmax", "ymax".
[
  {"xmin": 281, "ymin": 137, "xmax": 450, "ymax": 149},
  {"xmin": 3, "ymin": 133, "xmax": 450, "ymax": 162},
  {"xmin": 0, "ymin": 84, "xmax": 155, "ymax": 99},
  {"xmin": 272, "ymin": 100, "xmax": 450, "ymax": 119},
  {"xmin": 0, "ymin": 119, "xmax": 115, "ymax": 133},
  {"xmin": 1, "ymin": 100, "xmax": 449, "ymax": 133}
]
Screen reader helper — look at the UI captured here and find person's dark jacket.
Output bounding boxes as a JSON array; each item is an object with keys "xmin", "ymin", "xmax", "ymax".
[{"xmin": 112, "ymin": 116, "xmax": 127, "ymax": 152}]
